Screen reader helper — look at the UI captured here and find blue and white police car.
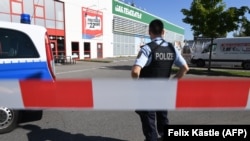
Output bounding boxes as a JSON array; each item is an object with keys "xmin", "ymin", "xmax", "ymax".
[{"xmin": 0, "ymin": 17, "xmax": 56, "ymax": 133}]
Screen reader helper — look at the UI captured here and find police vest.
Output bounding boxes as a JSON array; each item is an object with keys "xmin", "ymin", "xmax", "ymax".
[{"xmin": 139, "ymin": 40, "xmax": 176, "ymax": 78}]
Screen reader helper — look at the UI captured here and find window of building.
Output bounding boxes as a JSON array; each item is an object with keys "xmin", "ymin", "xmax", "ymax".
[
  {"xmin": 11, "ymin": 0, "xmax": 22, "ymax": 14},
  {"xmin": 55, "ymin": 2, "xmax": 64, "ymax": 30},
  {"xmin": 33, "ymin": 0, "xmax": 45, "ymax": 25},
  {"xmin": 57, "ymin": 37, "xmax": 65, "ymax": 55},
  {"xmin": 44, "ymin": 0, "xmax": 64, "ymax": 30},
  {"xmin": 45, "ymin": 0, "xmax": 55, "ymax": 28},
  {"xmin": 45, "ymin": 0, "xmax": 55, "ymax": 19},
  {"xmin": 72, "ymin": 42, "xmax": 79, "ymax": 58},
  {"xmin": 35, "ymin": 6, "xmax": 44, "ymax": 18},
  {"xmin": 84, "ymin": 42, "xmax": 90, "ymax": 59}
]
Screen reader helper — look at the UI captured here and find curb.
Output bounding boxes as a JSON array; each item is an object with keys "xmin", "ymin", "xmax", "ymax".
[{"xmin": 78, "ymin": 56, "xmax": 136, "ymax": 63}]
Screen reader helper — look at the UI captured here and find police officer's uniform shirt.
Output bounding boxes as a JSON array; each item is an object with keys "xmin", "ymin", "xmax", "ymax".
[{"xmin": 134, "ymin": 37, "xmax": 187, "ymax": 68}]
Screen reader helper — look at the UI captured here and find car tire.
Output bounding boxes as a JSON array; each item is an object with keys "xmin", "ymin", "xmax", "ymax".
[
  {"xmin": 0, "ymin": 107, "xmax": 20, "ymax": 134},
  {"xmin": 242, "ymin": 62, "xmax": 250, "ymax": 70},
  {"xmin": 196, "ymin": 59, "xmax": 205, "ymax": 67}
]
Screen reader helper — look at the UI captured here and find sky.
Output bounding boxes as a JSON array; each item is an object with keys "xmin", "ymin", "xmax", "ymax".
[{"xmin": 126, "ymin": 0, "xmax": 249, "ymax": 40}]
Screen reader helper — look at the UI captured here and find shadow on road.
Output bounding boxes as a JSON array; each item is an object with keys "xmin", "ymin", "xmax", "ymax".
[
  {"xmin": 104, "ymin": 65, "xmax": 250, "ymax": 78},
  {"xmin": 188, "ymin": 69, "xmax": 249, "ymax": 77},
  {"xmin": 19, "ymin": 124, "xmax": 127, "ymax": 141},
  {"xmin": 102, "ymin": 65, "xmax": 132, "ymax": 71},
  {"xmin": 172, "ymin": 67, "xmax": 250, "ymax": 78}
]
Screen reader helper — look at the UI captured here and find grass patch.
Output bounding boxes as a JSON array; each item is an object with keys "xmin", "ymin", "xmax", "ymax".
[{"xmin": 172, "ymin": 67, "xmax": 250, "ymax": 77}]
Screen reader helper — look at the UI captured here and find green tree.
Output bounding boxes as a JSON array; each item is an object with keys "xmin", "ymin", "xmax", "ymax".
[
  {"xmin": 233, "ymin": 6, "xmax": 250, "ymax": 37},
  {"xmin": 242, "ymin": 19, "xmax": 250, "ymax": 36},
  {"xmin": 181, "ymin": 0, "xmax": 246, "ymax": 71}
]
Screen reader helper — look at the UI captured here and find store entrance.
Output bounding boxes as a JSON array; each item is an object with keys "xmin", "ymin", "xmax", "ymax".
[
  {"xmin": 84, "ymin": 42, "xmax": 91, "ymax": 59},
  {"xmin": 71, "ymin": 42, "xmax": 79, "ymax": 59},
  {"xmin": 50, "ymin": 40, "xmax": 58, "ymax": 56},
  {"xmin": 50, "ymin": 36, "xmax": 65, "ymax": 56},
  {"xmin": 97, "ymin": 43, "xmax": 103, "ymax": 58}
]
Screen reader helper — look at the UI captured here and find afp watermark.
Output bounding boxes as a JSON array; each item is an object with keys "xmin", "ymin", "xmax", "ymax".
[{"xmin": 163, "ymin": 125, "xmax": 249, "ymax": 141}]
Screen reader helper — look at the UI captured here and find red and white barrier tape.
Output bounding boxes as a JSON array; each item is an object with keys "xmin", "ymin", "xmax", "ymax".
[{"xmin": 0, "ymin": 78, "xmax": 249, "ymax": 110}]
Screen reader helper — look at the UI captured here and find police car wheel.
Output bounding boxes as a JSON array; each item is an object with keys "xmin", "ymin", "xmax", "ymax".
[{"xmin": 0, "ymin": 107, "xmax": 19, "ymax": 134}]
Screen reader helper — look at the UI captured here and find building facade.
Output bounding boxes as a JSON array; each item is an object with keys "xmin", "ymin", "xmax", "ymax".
[{"xmin": 0, "ymin": 0, "xmax": 185, "ymax": 59}]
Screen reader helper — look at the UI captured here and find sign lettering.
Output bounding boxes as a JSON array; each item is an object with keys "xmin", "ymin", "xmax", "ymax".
[{"xmin": 114, "ymin": 4, "xmax": 142, "ymax": 19}]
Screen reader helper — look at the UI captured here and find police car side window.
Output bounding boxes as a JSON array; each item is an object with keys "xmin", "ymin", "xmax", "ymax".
[{"xmin": 0, "ymin": 28, "xmax": 39, "ymax": 58}]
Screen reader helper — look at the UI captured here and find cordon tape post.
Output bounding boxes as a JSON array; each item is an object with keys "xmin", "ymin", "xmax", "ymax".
[{"xmin": 0, "ymin": 78, "xmax": 249, "ymax": 110}]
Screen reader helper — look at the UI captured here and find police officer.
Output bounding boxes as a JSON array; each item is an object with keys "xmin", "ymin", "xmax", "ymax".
[{"xmin": 131, "ymin": 19, "xmax": 189, "ymax": 141}]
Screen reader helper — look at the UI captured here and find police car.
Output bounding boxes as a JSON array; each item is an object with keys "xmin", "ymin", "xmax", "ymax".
[{"xmin": 0, "ymin": 20, "xmax": 56, "ymax": 133}]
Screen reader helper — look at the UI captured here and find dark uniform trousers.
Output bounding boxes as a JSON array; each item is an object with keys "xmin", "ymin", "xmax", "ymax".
[{"xmin": 136, "ymin": 110, "xmax": 169, "ymax": 141}]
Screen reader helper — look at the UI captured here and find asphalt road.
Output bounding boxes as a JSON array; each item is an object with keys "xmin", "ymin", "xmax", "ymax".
[{"xmin": 1, "ymin": 57, "xmax": 250, "ymax": 141}]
